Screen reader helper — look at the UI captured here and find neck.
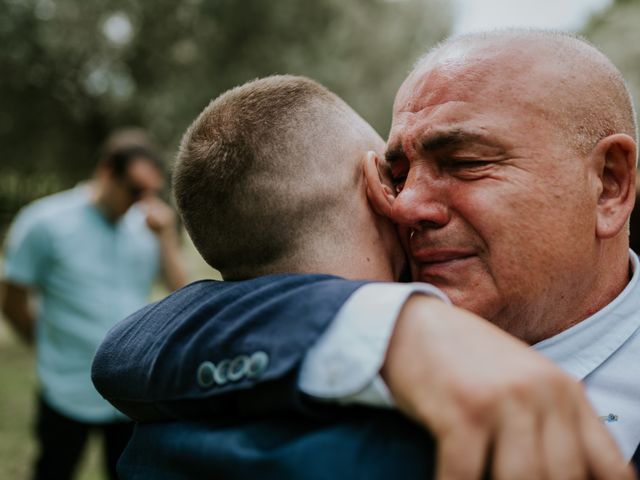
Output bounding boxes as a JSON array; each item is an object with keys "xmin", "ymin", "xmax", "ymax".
[
  {"xmin": 520, "ymin": 243, "xmax": 630, "ymax": 344},
  {"xmin": 301, "ymin": 231, "xmax": 400, "ymax": 282},
  {"xmin": 294, "ymin": 257, "xmax": 396, "ymax": 282},
  {"xmin": 247, "ymin": 235, "xmax": 398, "ymax": 283},
  {"xmin": 320, "ymin": 253, "xmax": 397, "ymax": 282},
  {"xmin": 567, "ymin": 243, "xmax": 630, "ymax": 327}
]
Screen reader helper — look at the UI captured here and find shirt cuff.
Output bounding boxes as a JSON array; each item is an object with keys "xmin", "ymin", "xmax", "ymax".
[{"xmin": 298, "ymin": 282, "xmax": 450, "ymax": 407}]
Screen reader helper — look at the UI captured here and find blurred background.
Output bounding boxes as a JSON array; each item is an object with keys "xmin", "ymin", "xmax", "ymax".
[{"xmin": 0, "ymin": 0, "xmax": 638, "ymax": 478}]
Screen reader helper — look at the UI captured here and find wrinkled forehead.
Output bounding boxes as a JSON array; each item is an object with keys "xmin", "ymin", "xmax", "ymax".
[
  {"xmin": 387, "ymin": 38, "xmax": 580, "ymax": 158},
  {"xmin": 394, "ymin": 39, "xmax": 548, "ymax": 116}
]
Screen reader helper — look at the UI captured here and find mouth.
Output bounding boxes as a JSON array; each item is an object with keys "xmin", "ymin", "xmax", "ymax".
[{"xmin": 411, "ymin": 249, "xmax": 477, "ymax": 278}]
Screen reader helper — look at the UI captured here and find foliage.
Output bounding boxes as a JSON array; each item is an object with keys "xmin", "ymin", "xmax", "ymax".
[
  {"xmin": 583, "ymin": 0, "xmax": 640, "ymax": 131},
  {"xmin": 0, "ymin": 0, "xmax": 451, "ymax": 235}
]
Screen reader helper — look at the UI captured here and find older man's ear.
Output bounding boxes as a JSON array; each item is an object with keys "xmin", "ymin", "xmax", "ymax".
[
  {"xmin": 592, "ymin": 133, "xmax": 637, "ymax": 239},
  {"xmin": 363, "ymin": 151, "xmax": 396, "ymax": 218}
]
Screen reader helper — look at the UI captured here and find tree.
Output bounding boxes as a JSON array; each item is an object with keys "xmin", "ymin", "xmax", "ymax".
[
  {"xmin": 0, "ymin": 0, "xmax": 451, "ymax": 236},
  {"xmin": 583, "ymin": 0, "xmax": 640, "ymax": 110}
]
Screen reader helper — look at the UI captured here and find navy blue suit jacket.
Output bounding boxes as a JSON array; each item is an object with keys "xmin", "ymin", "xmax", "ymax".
[
  {"xmin": 92, "ymin": 274, "xmax": 445, "ymax": 478},
  {"xmin": 118, "ymin": 411, "xmax": 437, "ymax": 479},
  {"xmin": 93, "ymin": 274, "xmax": 365, "ymax": 421}
]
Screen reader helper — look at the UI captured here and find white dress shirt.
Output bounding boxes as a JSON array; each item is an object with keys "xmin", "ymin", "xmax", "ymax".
[{"xmin": 299, "ymin": 251, "xmax": 640, "ymax": 460}]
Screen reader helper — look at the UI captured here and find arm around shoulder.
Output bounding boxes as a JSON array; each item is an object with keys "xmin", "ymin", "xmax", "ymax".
[
  {"xmin": 92, "ymin": 275, "xmax": 366, "ymax": 421},
  {"xmin": 381, "ymin": 295, "xmax": 633, "ymax": 480}
]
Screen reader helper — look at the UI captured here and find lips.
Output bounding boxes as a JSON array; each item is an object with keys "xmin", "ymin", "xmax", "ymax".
[
  {"xmin": 412, "ymin": 248, "xmax": 474, "ymax": 262},
  {"xmin": 410, "ymin": 248, "xmax": 477, "ymax": 279},
  {"xmin": 410, "ymin": 244, "xmax": 476, "ymax": 262}
]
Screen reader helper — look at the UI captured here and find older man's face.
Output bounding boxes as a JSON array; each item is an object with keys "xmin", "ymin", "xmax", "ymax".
[{"xmin": 386, "ymin": 51, "xmax": 601, "ymax": 343}]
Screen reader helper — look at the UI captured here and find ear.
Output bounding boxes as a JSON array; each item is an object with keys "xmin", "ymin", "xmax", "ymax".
[
  {"xmin": 594, "ymin": 134, "xmax": 637, "ymax": 239},
  {"xmin": 363, "ymin": 151, "xmax": 396, "ymax": 218}
]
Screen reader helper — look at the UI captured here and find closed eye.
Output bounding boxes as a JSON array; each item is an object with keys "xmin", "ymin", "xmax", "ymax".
[
  {"xmin": 441, "ymin": 158, "xmax": 500, "ymax": 180},
  {"xmin": 444, "ymin": 159, "xmax": 494, "ymax": 169},
  {"xmin": 387, "ymin": 151, "xmax": 408, "ymax": 193},
  {"xmin": 391, "ymin": 175, "xmax": 406, "ymax": 193}
]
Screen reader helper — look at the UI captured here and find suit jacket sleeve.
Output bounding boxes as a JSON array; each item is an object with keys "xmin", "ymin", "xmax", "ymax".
[{"xmin": 92, "ymin": 274, "xmax": 367, "ymax": 421}]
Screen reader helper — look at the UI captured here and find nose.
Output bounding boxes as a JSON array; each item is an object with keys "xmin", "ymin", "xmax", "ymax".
[{"xmin": 390, "ymin": 175, "xmax": 451, "ymax": 229}]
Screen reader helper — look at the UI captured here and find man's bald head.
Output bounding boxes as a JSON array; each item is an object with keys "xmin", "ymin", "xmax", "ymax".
[
  {"xmin": 406, "ymin": 30, "xmax": 637, "ymax": 157},
  {"xmin": 174, "ymin": 75, "xmax": 390, "ymax": 280}
]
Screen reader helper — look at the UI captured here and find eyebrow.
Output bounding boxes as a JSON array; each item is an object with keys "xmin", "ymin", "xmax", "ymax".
[
  {"xmin": 421, "ymin": 129, "xmax": 501, "ymax": 152},
  {"xmin": 385, "ymin": 129, "xmax": 504, "ymax": 164},
  {"xmin": 384, "ymin": 147, "xmax": 406, "ymax": 166}
]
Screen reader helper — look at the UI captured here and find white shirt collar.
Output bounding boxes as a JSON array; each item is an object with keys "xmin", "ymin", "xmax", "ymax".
[{"xmin": 534, "ymin": 251, "xmax": 640, "ymax": 380}]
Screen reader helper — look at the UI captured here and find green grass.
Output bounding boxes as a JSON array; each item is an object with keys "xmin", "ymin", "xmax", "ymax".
[{"xmin": 0, "ymin": 323, "xmax": 103, "ymax": 480}]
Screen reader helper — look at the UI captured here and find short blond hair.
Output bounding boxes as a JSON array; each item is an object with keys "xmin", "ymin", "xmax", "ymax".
[{"xmin": 174, "ymin": 75, "xmax": 372, "ymax": 279}]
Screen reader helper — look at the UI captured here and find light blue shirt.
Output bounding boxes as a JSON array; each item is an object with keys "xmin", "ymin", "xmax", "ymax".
[
  {"xmin": 3, "ymin": 186, "xmax": 160, "ymax": 423},
  {"xmin": 535, "ymin": 251, "xmax": 640, "ymax": 459},
  {"xmin": 300, "ymin": 251, "xmax": 640, "ymax": 459}
]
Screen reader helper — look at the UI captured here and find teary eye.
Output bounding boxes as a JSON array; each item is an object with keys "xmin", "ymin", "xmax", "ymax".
[{"xmin": 392, "ymin": 176, "xmax": 406, "ymax": 194}]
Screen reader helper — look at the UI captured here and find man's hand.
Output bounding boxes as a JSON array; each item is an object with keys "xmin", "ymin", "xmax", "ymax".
[
  {"xmin": 382, "ymin": 295, "xmax": 635, "ymax": 480},
  {"xmin": 140, "ymin": 196, "xmax": 177, "ymax": 237},
  {"xmin": 139, "ymin": 196, "xmax": 189, "ymax": 291}
]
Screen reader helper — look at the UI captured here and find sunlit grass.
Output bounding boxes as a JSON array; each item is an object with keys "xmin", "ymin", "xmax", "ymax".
[{"xmin": 0, "ymin": 322, "xmax": 104, "ymax": 480}]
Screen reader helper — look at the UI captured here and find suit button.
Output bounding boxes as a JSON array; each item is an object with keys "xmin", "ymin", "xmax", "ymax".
[
  {"xmin": 246, "ymin": 351, "xmax": 269, "ymax": 378},
  {"xmin": 196, "ymin": 361, "xmax": 216, "ymax": 388},
  {"xmin": 213, "ymin": 359, "xmax": 230, "ymax": 385},
  {"xmin": 228, "ymin": 355, "xmax": 249, "ymax": 381}
]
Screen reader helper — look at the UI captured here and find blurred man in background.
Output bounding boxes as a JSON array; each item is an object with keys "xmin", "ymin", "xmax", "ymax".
[{"xmin": 1, "ymin": 128, "xmax": 188, "ymax": 480}]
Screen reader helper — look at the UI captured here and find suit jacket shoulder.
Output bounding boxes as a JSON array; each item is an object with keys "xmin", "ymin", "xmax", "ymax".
[{"xmin": 92, "ymin": 274, "xmax": 367, "ymax": 421}]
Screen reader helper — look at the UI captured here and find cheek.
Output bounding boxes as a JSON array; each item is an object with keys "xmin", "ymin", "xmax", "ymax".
[
  {"xmin": 460, "ymin": 179, "xmax": 557, "ymax": 237},
  {"xmin": 455, "ymin": 184, "xmax": 551, "ymax": 272},
  {"xmin": 471, "ymin": 186, "xmax": 590, "ymax": 286}
]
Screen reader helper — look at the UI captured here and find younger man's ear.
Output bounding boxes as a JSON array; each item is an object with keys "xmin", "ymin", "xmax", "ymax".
[
  {"xmin": 593, "ymin": 133, "xmax": 637, "ymax": 239},
  {"xmin": 363, "ymin": 151, "xmax": 396, "ymax": 218}
]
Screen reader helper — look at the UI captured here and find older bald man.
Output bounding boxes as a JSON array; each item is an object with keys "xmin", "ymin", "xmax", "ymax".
[{"xmin": 361, "ymin": 29, "xmax": 639, "ymax": 479}]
